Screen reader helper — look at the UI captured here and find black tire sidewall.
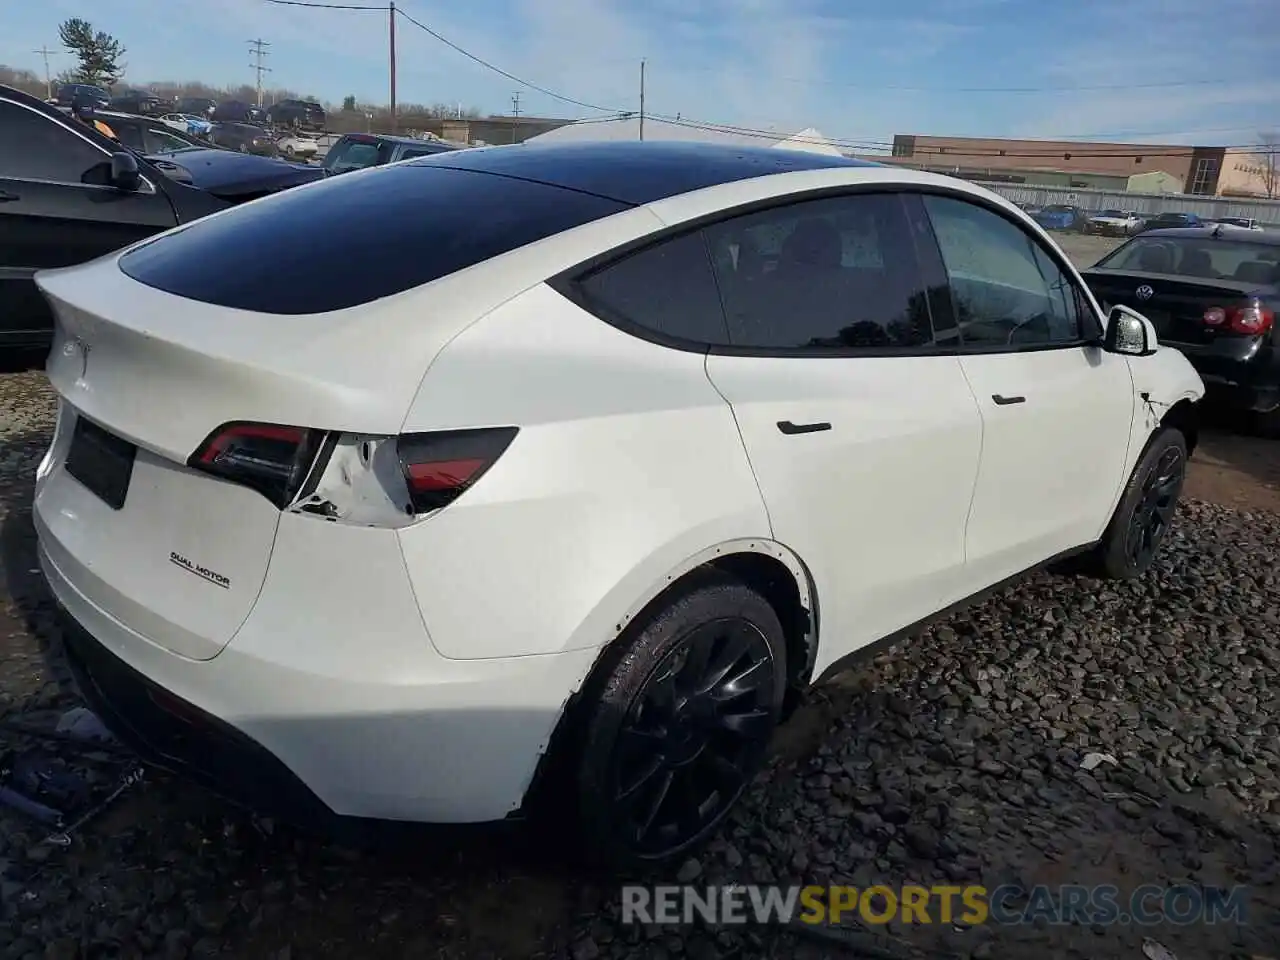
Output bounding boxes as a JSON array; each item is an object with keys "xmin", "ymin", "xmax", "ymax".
[
  {"xmin": 575, "ymin": 581, "xmax": 787, "ymax": 869},
  {"xmin": 1099, "ymin": 428, "xmax": 1188, "ymax": 578}
]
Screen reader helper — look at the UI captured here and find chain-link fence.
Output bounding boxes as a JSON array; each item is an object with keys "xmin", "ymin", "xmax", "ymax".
[{"xmin": 972, "ymin": 182, "xmax": 1280, "ymax": 225}]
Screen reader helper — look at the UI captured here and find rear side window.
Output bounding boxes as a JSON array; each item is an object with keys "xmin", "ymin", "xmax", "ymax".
[
  {"xmin": 575, "ymin": 232, "xmax": 730, "ymax": 343},
  {"xmin": 704, "ymin": 192, "xmax": 937, "ymax": 351},
  {"xmin": 119, "ymin": 165, "xmax": 629, "ymax": 314}
]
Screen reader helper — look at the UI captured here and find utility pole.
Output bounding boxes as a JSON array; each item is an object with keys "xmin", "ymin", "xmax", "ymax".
[
  {"xmin": 248, "ymin": 39, "xmax": 272, "ymax": 106},
  {"xmin": 389, "ymin": 1, "xmax": 397, "ymax": 133},
  {"xmin": 510, "ymin": 90, "xmax": 521, "ymax": 143},
  {"xmin": 33, "ymin": 46, "xmax": 55, "ymax": 99},
  {"xmin": 639, "ymin": 58, "xmax": 646, "ymax": 141}
]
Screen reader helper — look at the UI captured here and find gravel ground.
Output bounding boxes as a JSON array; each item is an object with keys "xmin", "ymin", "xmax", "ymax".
[{"xmin": 4, "ymin": 246, "xmax": 1280, "ymax": 958}]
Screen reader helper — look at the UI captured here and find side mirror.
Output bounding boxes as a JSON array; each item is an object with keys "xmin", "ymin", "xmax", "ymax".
[
  {"xmin": 1103, "ymin": 305, "xmax": 1158, "ymax": 357},
  {"xmin": 109, "ymin": 151, "xmax": 142, "ymax": 192}
]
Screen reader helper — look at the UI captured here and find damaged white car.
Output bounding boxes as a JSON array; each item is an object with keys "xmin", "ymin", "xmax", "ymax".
[{"xmin": 32, "ymin": 142, "xmax": 1203, "ymax": 867}]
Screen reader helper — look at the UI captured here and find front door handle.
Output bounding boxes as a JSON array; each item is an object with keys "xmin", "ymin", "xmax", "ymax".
[
  {"xmin": 992, "ymin": 394, "xmax": 1026, "ymax": 406},
  {"xmin": 777, "ymin": 420, "xmax": 832, "ymax": 435},
  {"xmin": 0, "ymin": 190, "xmax": 19, "ymax": 203}
]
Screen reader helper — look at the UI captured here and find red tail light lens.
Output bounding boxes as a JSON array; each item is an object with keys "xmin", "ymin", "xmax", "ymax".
[
  {"xmin": 189, "ymin": 421, "xmax": 327, "ymax": 508},
  {"xmin": 1228, "ymin": 301, "xmax": 1274, "ymax": 335},
  {"xmin": 396, "ymin": 427, "xmax": 518, "ymax": 515},
  {"xmin": 1205, "ymin": 301, "xmax": 1275, "ymax": 335}
]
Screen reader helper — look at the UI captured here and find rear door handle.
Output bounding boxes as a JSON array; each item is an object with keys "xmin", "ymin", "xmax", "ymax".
[
  {"xmin": 0, "ymin": 190, "xmax": 19, "ymax": 203},
  {"xmin": 992, "ymin": 394, "xmax": 1026, "ymax": 406},
  {"xmin": 777, "ymin": 420, "xmax": 831, "ymax": 435}
]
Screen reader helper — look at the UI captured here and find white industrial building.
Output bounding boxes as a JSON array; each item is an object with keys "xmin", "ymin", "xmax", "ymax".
[{"xmin": 523, "ymin": 116, "xmax": 845, "ymax": 157}]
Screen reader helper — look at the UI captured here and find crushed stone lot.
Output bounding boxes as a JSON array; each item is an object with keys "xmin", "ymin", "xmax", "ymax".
[{"xmin": 4, "ymin": 236, "xmax": 1280, "ymax": 958}]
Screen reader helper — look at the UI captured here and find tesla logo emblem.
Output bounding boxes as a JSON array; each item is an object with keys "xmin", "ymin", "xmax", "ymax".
[{"xmin": 1136, "ymin": 285, "xmax": 1154, "ymax": 301}]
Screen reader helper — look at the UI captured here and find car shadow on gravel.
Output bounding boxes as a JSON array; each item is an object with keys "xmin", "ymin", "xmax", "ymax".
[{"xmin": 3, "ymin": 423, "xmax": 1280, "ymax": 960}]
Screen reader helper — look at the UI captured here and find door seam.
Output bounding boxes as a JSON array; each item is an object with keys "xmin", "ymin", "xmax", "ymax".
[
  {"xmin": 701, "ymin": 352, "xmax": 776, "ymax": 536},
  {"xmin": 954, "ymin": 355, "xmax": 986, "ymax": 565}
]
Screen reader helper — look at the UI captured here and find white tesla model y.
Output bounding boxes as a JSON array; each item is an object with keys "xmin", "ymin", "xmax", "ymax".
[{"xmin": 33, "ymin": 141, "xmax": 1203, "ymax": 866}]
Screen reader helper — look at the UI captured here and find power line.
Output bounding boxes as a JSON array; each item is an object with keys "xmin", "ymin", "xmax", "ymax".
[
  {"xmin": 258, "ymin": 0, "xmax": 1276, "ymax": 153},
  {"xmin": 262, "ymin": 0, "xmax": 388, "ymax": 8},
  {"xmin": 563, "ymin": 55, "xmax": 1263, "ymax": 95},
  {"xmin": 391, "ymin": 5, "xmax": 622, "ymax": 113},
  {"xmin": 643, "ymin": 115, "xmax": 1279, "ymax": 159}
]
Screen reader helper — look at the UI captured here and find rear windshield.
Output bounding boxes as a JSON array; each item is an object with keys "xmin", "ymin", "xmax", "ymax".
[
  {"xmin": 1098, "ymin": 210, "xmax": 1124, "ymax": 218},
  {"xmin": 118, "ymin": 164, "xmax": 630, "ymax": 314},
  {"xmin": 1098, "ymin": 236, "xmax": 1280, "ymax": 283},
  {"xmin": 324, "ymin": 138, "xmax": 383, "ymax": 172},
  {"xmin": 1043, "ymin": 204, "xmax": 1074, "ymax": 213}
]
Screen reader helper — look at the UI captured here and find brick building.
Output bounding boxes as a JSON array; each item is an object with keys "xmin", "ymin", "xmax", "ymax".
[{"xmin": 882, "ymin": 134, "xmax": 1230, "ymax": 195}]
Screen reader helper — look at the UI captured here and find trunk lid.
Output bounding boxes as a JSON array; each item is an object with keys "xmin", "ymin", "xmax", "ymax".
[
  {"xmin": 32, "ymin": 254, "xmax": 494, "ymax": 660},
  {"xmin": 1083, "ymin": 268, "xmax": 1272, "ymax": 347}
]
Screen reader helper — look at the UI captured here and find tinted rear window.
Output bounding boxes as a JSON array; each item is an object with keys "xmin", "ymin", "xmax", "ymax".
[{"xmin": 118, "ymin": 165, "xmax": 630, "ymax": 314}]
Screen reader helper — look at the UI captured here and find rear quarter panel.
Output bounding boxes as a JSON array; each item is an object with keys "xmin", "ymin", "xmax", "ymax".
[{"xmin": 396, "ymin": 282, "xmax": 772, "ymax": 661}]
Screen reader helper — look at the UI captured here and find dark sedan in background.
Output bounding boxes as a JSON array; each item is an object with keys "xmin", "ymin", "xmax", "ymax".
[
  {"xmin": 1083, "ymin": 226, "xmax": 1280, "ymax": 435},
  {"xmin": 321, "ymin": 132, "xmax": 458, "ymax": 174},
  {"xmin": 108, "ymin": 89, "xmax": 168, "ymax": 117},
  {"xmin": 1138, "ymin": 212, "xmax": 1206, "ymax": 232},
  {"xmin": 209, "ymin": 121, "xmax": 279, "ymax": 156},
  {"xmin": 0, "ymin": 84, "xmax": 324, "ymax": 350}
]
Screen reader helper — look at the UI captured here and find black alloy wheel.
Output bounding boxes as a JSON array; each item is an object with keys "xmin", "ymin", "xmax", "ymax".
[
  {"xmin": 1093, "ymin": 427, "xmax": 1188, "ymax": 579},
  {"xmin": 1125, "ymin": 444, "xmax": 1184, "ymax": 569},
  {"xmin": 573, "ymin": 581, "xmax": 786, "ymax": 866},
  {"xmin": 612, "ymin": 618, "xmax": 776, "ymax": 858}
]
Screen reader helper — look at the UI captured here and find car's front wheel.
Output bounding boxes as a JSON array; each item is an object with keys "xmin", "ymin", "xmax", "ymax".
[
  {"xmin": 1092, "ymin": 427, "xmax": 1188, "ymax": 578},
  {"xmin": 574, "ymin": 579, "xmax": 786, "ymax": 867}
]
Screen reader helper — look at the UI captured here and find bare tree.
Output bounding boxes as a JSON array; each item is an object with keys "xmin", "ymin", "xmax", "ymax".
[{"xmin": 1261, "ymin": 132, "xmax": 1279, "ymax": 199}]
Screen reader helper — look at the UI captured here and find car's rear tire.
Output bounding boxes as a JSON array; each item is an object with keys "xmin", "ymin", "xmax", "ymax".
[
  {"xmin": 573, "ymin": 579, "xmax": 786, "ymax": 868},
  {"xmin": 1091, "ymin": 427, "xmax": 1188, "ymax": 579}
]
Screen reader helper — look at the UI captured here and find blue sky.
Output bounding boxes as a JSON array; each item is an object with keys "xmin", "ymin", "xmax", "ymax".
[{"xmin": 4, "ymin": 0, "xmax": 1278, "ymax": 149}]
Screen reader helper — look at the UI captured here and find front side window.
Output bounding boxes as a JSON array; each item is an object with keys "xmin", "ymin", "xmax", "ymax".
[
  {"xmin": 704, "ymin": 192, "xmax": 936, "ymax": 351},
  {"xmin": 0, "ymin": 100, "xmax": 106, "ymax": 183},
  {"xmin": 923, "ymin": 194, "xmax": 1084, "ymax": 348}
]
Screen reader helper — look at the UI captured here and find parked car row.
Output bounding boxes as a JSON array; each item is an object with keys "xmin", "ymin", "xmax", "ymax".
[
  {"xmin": 53, "ymin": 84, "xmax": 327, "ymax": 131},
  {"xmin": 1015, "ymin": 203, "xmax": 1270, "ymax": 237},
  {"xmin": 1, "ymin": 84, "xmax": 325, "ymax": 348}
]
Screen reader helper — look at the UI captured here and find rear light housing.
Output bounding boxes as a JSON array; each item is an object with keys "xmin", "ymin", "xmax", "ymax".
[
  {"xmin": 1203, "ymin": 300, "xmax": 1274, "ymax": 336},
  {"xmin": 397, "ymin": 427, "xmax": 518, "ymax": 516},
  {"xmin": 190, "ymin": 423, "xmax": 517, "ymax": 517},
  {"xmin": 189, "ymin": 421, "xmax": 327, "ymax": 508}
]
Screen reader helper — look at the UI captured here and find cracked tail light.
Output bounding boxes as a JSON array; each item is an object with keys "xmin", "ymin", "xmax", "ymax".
[
  {"xmin": 396, "ymin": 427, "xmax": 518, "ymax": 515},
  {"xmin": 189, "ymin": 421, "xmax": 327, "ymax": 508}
]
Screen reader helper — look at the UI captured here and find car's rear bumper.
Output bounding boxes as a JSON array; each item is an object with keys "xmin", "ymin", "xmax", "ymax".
[
  {"xmin": 1170, "ymin": 340, "xmax": 1280, "ymax": 412},
  {"xmin": 37, "ymin": 525, "xmax": 599, "ymax": 826},
  {"xmin": 58, "ymin": 606, "xmax": 338, "ymax": 829}
]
